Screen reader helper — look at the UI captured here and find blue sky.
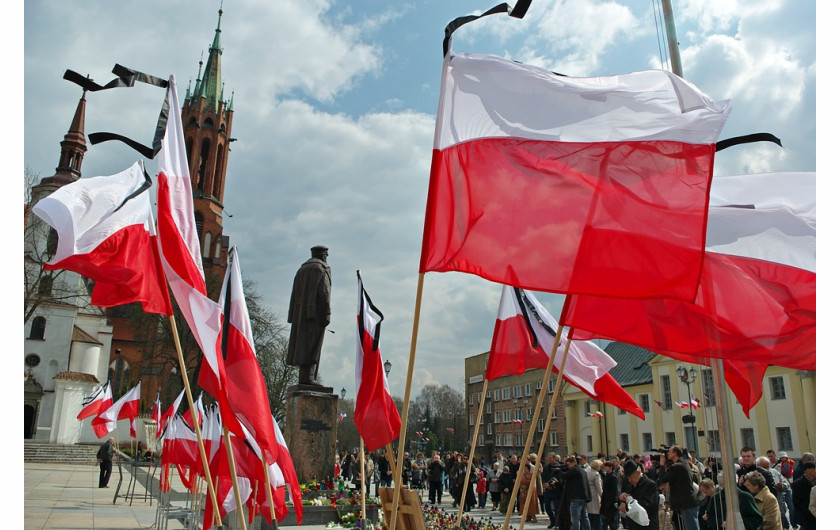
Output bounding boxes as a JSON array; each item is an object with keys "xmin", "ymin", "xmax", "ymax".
[{"xmin": 22, "ymin": 1, "xmax": 819, "ymax": 404}]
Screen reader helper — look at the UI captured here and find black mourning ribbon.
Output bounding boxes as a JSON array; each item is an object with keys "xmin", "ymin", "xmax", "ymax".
[
  {"xmin": 64, "ymin": 64, "xmax": 171, "ymax": 160},
  {"xmin": 443, "ymin": 0, "xmax": 532, "ymax": 56},
  {"xmin": 113, "ymin": 165, "xmax": 153, "ymax": 213},
  {"xmin": 357, "ymin": 271, "xmax": 384, "ymax": 352},
  {"xmin": 716, "ymin": 133, "xmax": 782, "ymax": 152}
]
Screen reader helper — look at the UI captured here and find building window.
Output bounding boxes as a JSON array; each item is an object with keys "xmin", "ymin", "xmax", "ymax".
[
  {"xmin": 502, "ymin": 387, "xmax": 511, "ymax": 400},
  {"xmin": 486, "ymin": 401, "xmax": 492, "ymax": 413},
  {"xmin": 537, "ymin": 419, "xmax": 545, "ymax": 432},
  {"xmin": 37, "ymin": 276, "xmax": 53, "ymax": 296},
  {"xmin": 550, "ymin": 432, "xmax": 559, "ymax": 445},
  {"xmin": 585, "ymin": 400, "xmax": 591, "ymax": 414},
  {"xmin": 494, "ymin": 412, "xmax": 501, "ymax": 423},
  {"xmin": 707, "ymin": 430, "xmax": 721, "ymax": 452},
  {"xmin": 504, "ymin": 434, "xmax": 513, "ymax": 446},
  {"xmin": 469, "ymin": 394, "xmax": 474, "ymax": 405},
  {"xmin": 587, "ymin": 435, "xmax": 593, "ymax": 452},
  {"xmin": 46, "ymin": 228, "xmax": 59, "ymax": 258},
  {"xmin": 494, "ymin": 389, "xmax": 500, "ymax": 401},
  {"xmin": 527, "ymin": 408, "xmax": 533, "ymax": 421},
  {"xmin": 478, "ymin": 435, "xmax": 484, "ymax": 446},
  {"xmin": 741, "ymin": 428, "xmax": 755, "ymax": 449},
  {"xmin": 661, "ymin": 375, "xmax": 673, "ymax": 410},
  {"xmin": 665, "ymin": 432, "xmax": 676, "ymax": 446},
  {"xmin": 536, "ymin": 381, "xmax": 542, "ymax": 391},
  {"xmin": 29, "ymin": 316, "xmax": 46, "ymax": 340},
  {"xmin": 776, "ymin": 427, "xmax": 793, "ymax": 451},
  {"xmin": 701, "ymin": 369, "xmax": 716, "ymax": 406},
  {"xmin": 643, "ymin": 433, "xmax": 653, "ymax": 452},
  {"xmin": 640, "ymin": 394, "xmax": 650, "ymax": 413},
  {"xmin": 549, "ymin": 379, "xmax": 556, "ymax": 393},
  {"xmin": 469, "ymin": 414, "xmax": 475, "ymax": 426},
  {"xmin": 551, "ymin": 406, "xmax": 557, "ymax": 419},
  {"xmin": 503, "ymin": 411, "xmax": 511, "ymax": 423},
  {"xmin": 514, "ymin": 385, "xmax": 523, "ymax": 398},
  {"xmin": 203, "ymin": 232, "xmax": 212, "ymax": 258},
  {"xmin": 496, "ymin": 434, "xmax": 502, "ymax": 446},
  {"xmin": 620, "ymin": 434, "xmax": 630, "ymax": 451},
  {"xmin": 525, "ymin": 384, "xmax": 532, "ymax": 396},
  {"xmin": 770, "ymin": 377, "xmax": 786, "ymax": 400},
  {"xmin": 486, "ymin": 423, "xmax": 493, "ymax": 435}
]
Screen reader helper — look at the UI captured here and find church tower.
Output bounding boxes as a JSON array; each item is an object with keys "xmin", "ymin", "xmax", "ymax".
[
  {"xmin": 35, "ymin": 89, "xmax": 88, "ymax": 193},
  {"xmin": 181, "ymin": 6, "xmax": 234, "ymax": 284}
]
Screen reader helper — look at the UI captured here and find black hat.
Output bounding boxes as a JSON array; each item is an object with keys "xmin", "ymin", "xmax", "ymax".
[
  {"xmin": 311, "ymin": 245, "xmax": 329, "ymax": 253},
  {"xmin": 803, "ymin": 461, "xmax": 815, "ymax": 470},
  {"xmin": 623, "ymin": 460, "xmax": 639, "ymax": 476}
]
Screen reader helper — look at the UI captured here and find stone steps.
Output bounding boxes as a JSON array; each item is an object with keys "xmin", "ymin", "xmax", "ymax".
[{"xmin": 24, "ymin": 441, "xmax": 100, "ymax": 465}]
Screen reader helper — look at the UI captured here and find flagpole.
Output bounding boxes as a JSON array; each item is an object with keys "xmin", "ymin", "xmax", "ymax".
[
  {"xmin": 385, "ymin": 444, "xmax": 398, "ymax": 490},
  {"xmin": 387, "ymin": 273, "xmax": 425, "ymax": 530},
  {"xmin": 457, "ymin": 377, "xmax": 489, "ymax": 522},
  {"xmin": 261, "ymin": 451, "xmax": 278, "ymax": 527},
  {"xmin": 502, "ymin": 324, "xmax": 564, "ymax": 530},
  {"xmin": 222, "ymin": 426, "xmax": 249, "ymax": 530},
  {"xmin": 517, "ymin": 331, "xmax": 574, "ymax": 530},
  {"xmin": 360, "ymin": 436, "xmax": 367, "ymax": 529}
]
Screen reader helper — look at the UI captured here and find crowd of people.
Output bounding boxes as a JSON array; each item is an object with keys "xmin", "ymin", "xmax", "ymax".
[{"xmin": 334, "ymin": 445, "xmax": 815, "ymax": 530}]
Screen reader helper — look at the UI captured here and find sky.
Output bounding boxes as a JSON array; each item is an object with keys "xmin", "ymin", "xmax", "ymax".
[{"xmin": 22, "ymin": 0, "xmax": 819, "ymax": 405}]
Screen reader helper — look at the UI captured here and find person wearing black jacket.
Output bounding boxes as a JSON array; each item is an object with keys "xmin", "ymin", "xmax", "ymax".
[
  {"xmin": 736, "ymin": 446, "xmax": 776, "ymax": 493},
  {"xmin": 600, "ymin": 460, "xmax": 620, "ymax": 530},
  {"xmin": 377, "ymin": 451, "xmax": 392, "ymax": 487},
  {"xmin": 427, "ymin": 453, "xmax": 445, "ymax": 505},
  {"xmin": 620, "ymin": 460, "xmax": 660, "ymax": 530},
  {"xmin": 792, "ymin": 461, "xmax": 815, "ymax": 530},
  {"xmin": 544, "ymin": 453, "xmax": 564, "ymax": 528},
  {"xmin": 562, "ymin": 456, "xmax": 592, "ymax": 530},
  {"xmin": 499, "ymin": 466, "xmax": 515, "ymax": 514},
  {"xmin": 658, "ymin": 445, "xmax": 700, "ymax": 530},
  {"xmin": 97, "ymin": 437, "xmax": 115, "ymax": 488}
]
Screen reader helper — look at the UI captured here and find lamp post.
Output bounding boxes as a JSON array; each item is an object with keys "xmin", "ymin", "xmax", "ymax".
[
  {"xmin": 384, "ymin": 359, "xmax": 392, "ymax": 378},
  {"xmin": 341, "ymin": 387, "xmax": 346, "ymax": 400},
  {"xmin": 677, "ymin": 365, "xmax": 698, "ymax": 453}
]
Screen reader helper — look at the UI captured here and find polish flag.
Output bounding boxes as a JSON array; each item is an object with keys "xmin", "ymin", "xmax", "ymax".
[
  {"xmin": 690, "ymin": 398, "xmax": 701, "ymax": 409},
  {"xmin": 488, "ymin": 286, "xmax": 644, "ymax": 418},
  {"xmin": 420, "ymin": 52, "xmax": 730, "ymax": 301},
  {"xmin": 160, "ymin": 415, "xmax": 199, "ymax": 493},
  {"xmin": 272, "ymin": 417, "xmax": 303, "ymax": 525},
  {"xmin": 157, "ymin": 388, "xmax": 185, "ymax": 438},
  {"xmin": 97, "ymin": 382, "xmax": 142, "ymax": 434},
  {"xmin": 183, "ymin": 392, "xmax": 205, "ymax": 432},
  {"xmin": 587, "ymin": 411, "xmax": 604, "ymax": 418},
  {"xmin": 353, "ymin": 272, "xmax": 401, "ymax": 452},
  {"xmin": 77, "ymin": 385, "xmax": 106, "ymax": 420},
  {"xmin": 32, "ymin": 161, "xmax": 172, "ymax": 315},
  {"xmin": 677, "ymin": 401, "xmax": 689, "ymax": 409},
  {"xmin": 566, "ymin": 172, "xmax": 815, "ymax": 372},
  {"xmin": 512, "ymin": 419, "xmax": 523, "ymax": 425},
  {"xmin": 90, "ymin": 384, "xmax": 113, "ymax": 438},
  {"xmin": 154, "ymin": 76, "xmax": 238, "ymax": 435},
  {"xmin": 213, "ymin": 247, "xmax": 279, "ymax": 464}
]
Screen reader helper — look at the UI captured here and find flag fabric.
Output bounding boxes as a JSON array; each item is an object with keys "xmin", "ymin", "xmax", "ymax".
[
  {"xmin": 677, "ymin": 401, "xmax": 689, "ymax": 409},
  {"xmin": 154, "ymin": 76, "xmax": 238, "ymax": 435},
  {"xmin": 152, "ymin": 390, "xmax": 161, "ymax": 426},
  {"xmin": 183, "ymin": 392, "xmax": 205, "ymax": 432},
  {"xmin": 32, "ymin": 161, "xmax": 172, "ymax": 315},
  {"xmin": 90, "ymin": 383, "xmax": 113, "ymax": 438},
  {"xmin": 160, "ymin": 415, "xmax": 200, "ymax": 493},
  {"xmin": 566, "ymin": 172, "xmax": 816, "ymax": 372},
  {"xmin": 353, "ymin": 272, "xmax": 402, "ymax": 451},
  {"xmin": 77, "ymin": 385, "xmax": 106, "ymax": 420},
  {"xmin": 272, "ymin": 417, "xmax": 303, "ymax": 525},
  {"xmin": 691, "ymin": 398, "xmax": 700, "ymax": 409},
  {"xmin": 512, "ymin": 419, "xmax": 523, "ymax": 425},
  {"xmin": 157, "ymin": 388, "xmax": 185, "ymax": 438},
  {"xmin": 488, "ymin": 286, "xmax": 645, "ymax": 418},
  {"xmin": 97, "ymin": 382, "xmax": 142, "ymax": 428},
  {"xmin": 587, "ymin": 411, "xmax": 604, "ymax": 418},
  {"xmin": 653, "ymin": 400, "xmax": 663, "ymax": 409},
  {"xmin": 212, "ymin": 246, "xmax": 280, "ymax": 464},
  {"xmin": 419, "ymin": 51, "xmax": 731, "ymax": 301}
]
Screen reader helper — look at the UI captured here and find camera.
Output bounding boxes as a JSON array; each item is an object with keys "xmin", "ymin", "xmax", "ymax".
[{"xmin": 652, "ymin": 444, "xmax": 670, "ymax": 455}]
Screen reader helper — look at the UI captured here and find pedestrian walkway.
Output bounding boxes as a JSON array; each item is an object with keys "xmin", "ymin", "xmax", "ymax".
[{"xmin": 24, "ymin": 461, "xmax": 554, "ymax": 529}]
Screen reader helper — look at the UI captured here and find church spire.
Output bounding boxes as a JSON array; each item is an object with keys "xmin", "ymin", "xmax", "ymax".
[
  {"xmin": 196, "ymin": 4, "xmax": 224, "ymax": 109},
  {"xmin": 40, "ymin": 88, "xmax": 88, "ymax": 186}
]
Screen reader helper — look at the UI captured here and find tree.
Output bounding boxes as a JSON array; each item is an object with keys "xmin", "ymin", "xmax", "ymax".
[{"xmin": 410, "ymin": 383, "xmax": 468, "ymax": 453}]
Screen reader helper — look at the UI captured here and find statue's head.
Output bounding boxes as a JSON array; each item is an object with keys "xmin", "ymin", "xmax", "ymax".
[{"xmin": 311, "ymin": 245, "xmax": 329, "ymax": 261}]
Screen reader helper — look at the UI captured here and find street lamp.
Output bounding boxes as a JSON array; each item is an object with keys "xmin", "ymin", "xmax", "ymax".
[
  {"xmin": 677, "ymin": 366, "xmax": 698, "ymax": 453},
  {"xmin": 341, "ymin": 387, "xmax": 346, "ymax": 400},
  {"xmin": 384, "ymin": 359, "xmax": 392, "ymax": 377}
]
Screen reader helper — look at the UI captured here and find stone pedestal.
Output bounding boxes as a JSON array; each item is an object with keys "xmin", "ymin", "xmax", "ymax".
[{"xmin": 285, "ymin": 386, "xmax": 337, "ymax": 482}]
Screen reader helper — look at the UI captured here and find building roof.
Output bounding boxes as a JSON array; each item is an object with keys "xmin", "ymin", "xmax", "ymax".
[
  {"xmin": 72, "ymin": 325, "xmax": 102, "ymax": 345},
  {"xmin": 53, "ymin": 371, "xmax": 99, "ymax": 383},
  {"xmin": 604, "ymin": 342, "xmax": 655, "ymax": 387}
]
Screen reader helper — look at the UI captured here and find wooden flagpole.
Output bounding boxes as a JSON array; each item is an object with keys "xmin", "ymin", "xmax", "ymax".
[
  {"xmin": 517, "ymin": 330, "xmax": 574, "ymax": 530},
  {"xmin": 222, "ymin": 426, "xmax": 249, "ymax": 530},
  {"xmin": 457, "ymin": 377, "xmax": 489, "ymax": 522},
  {"xmin": 167, "ymin": 316, "xmax": 223, "ymax": 527},
  {"xmin": 360, "ymin": 436, "xmax": 367, "ymax": 528},
  {"xmin": 388, "ymin": 273, "xmax": 425, "ymax": 530},
  {"xmin": 502, "ymin": 327, "xmax": 564, "ymax": 530},
  {"xmin": 261, "ymin": 451, "xmax": 277, "ymax": 527},
  {"xmin": 385, "ymin": 444, "xmax": 398, "ymax": 487}
]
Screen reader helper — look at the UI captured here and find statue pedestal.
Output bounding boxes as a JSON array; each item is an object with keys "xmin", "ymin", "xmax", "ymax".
[{"xmin": 285, "ymin": 387, "xmax": 337, "ymax": 483}]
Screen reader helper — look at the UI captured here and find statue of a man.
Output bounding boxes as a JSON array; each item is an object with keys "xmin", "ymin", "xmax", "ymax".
[{"xmin": 287, "ymin": 245, "xmax": 331, "ymax": 386}]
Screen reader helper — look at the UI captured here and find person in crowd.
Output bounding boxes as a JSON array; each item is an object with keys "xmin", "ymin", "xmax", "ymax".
[
  {"xmin": 476, "ymin": 470, "xmax": 488, "ymax": 509},
  {"xmin": 519, "ymin": 454, "xmax": 540, "ymax": 523},
  {"xmin": 410, "ymin": 462, "xmax": 424, "ymax": 491},
  {"xmin": 456, "ymin": 455, "xmax": 477, "ymax": 512},
  {"xmin": 771, "ymin": 451, "xmax": 795, "ymax": 528},
  {"xmin": 744, "ymin": 470, "xmax": 782, "ymax": 530},
  {"xmin": 427, "ymin": 453, "xmax": 445, "ymax": 505},
  {"xmin": 544, "ymin": 452, "xmax": 564, "ymax": 528},
  {"xmin": 488, "ymin": 461, "xmax": 503, "ymax": 511},
  {"xmin": 563, "ymin": 455, "xmax": 593, "ymax": 530},
  {"xmin": 508, "ymin": 454, "xmax": 521, "ymax": 513},
  {"xmin": 791, "ymin": 461, "xmax": 815, "ymax": 530},
  {"xmin": 401, "ymin": 451, "xmax": 412, "ymax": 487},
  {"xmin": 377, "ymin": 450, "xmax": 392, "ymax": 488},
  {"xmin": 586, "ymin": 459, "xmax": 604, "ymax": 530},
  {"xmin": 657, "ymin": 445, "xmax": 700, "ymax": 530},
  {"xmin": 600, "ymin": 460, "xmax": 620, "ymax": 530},
  {"xmin": 414, "ymin": 452, "xmax": 427, "ymax": 493},
  {"xmin": 619, "ymin": 460, "xmax": 659, "ymax": 530},
  {"xmin": 500, "ymin": 465, "xmax": 515, "ymax": 514},
  {"xmin": 757, "ymin": 456, "xmax": 791, "ymax": 529},
  {"xmin": 792, "ymin": 453, "xmax": 814, "ymax": 482},
  {"xmin": 449, "ymin": 453, "xmax": 462, "ymax": 507},
  {"xmin": 703, "ymin": 456, "xmax": 720, "ymax": 485},
  {"xmin": 737, "ymin": 447, "xmax": 776, "ymax": 493},
  {"xmin": 701, "ymin": 479, "xmax": 764, "ymax": 530},
  {"xmin": 689, "ymin": 451, "xmax": 705, "ymax": 476},
  {"xmin": 97, "ymin": 437, "xmax": 115, "ymax": 488}
]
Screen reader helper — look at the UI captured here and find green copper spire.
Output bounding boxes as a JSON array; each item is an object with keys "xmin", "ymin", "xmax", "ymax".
[{"xmin": 197, "ymin": 5, "xmax": 224, "ymax": 109}]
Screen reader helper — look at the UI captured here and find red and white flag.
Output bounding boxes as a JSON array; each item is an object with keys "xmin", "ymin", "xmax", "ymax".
[
  {"xmin": 566, "ymin": 172, "xmax": 815, "ymax": 372},
  {"xmin": 419, "ymin": 52, "xmax": 730, "ymax": 301},
  {"xmin": 353, "ymin": 272, "xmax": 402, "ymax": 452},
  {"xmin": 183, "ymin": 392, "xmax": 205, "ymax": 432},
  {"xmin": 160, "ymin": 415, "xmax": 200, "ymax": 492},
  {"xmin": 512, "ymin": 419, "xmax": 523, "ymax": 425},
  {"xmin": 77, "ymin": 384, "xmax": 107, "ymax": 420},
  {"xmin": 94, "ymin": 383, "xmax": 141, "ymax": 438},
  {"xmin": 154, "ymin": 76, "xmax": 238, "ymax": 434},
  {"xmin": 272, "ymin": 417, "xmax": 303, "ymax": 525},
  {"xmin": 157, "ymin": 388, "xmax": 185, "ymax": 438},
  {"xmin": 488, "ymin": 286, "xmax": 644, "ymax": 418},
  {"xmin": 90, "ymin": 383, "xmax": 113, "ymax": 438},
  {"xmin": 212, "ymin": 246, "xmax": 280, "ymax": 464},
  {"xmin": 690, "ymin": 398, "xmax": 701, "ymax": 409},
  {"xmin": 152, "ymin": 390, "xmax": 161, "ymax": 426},
  {"xmin": 32, "ymin": 161, "xmax": 172, "ymax": 315},
  {"xmin": 587, "ymin": 411, "xmax": 604, "ymax": 418}
]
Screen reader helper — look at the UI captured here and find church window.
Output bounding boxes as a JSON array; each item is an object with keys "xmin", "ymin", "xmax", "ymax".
[{"xmin": 29, "ymin": 317, "xmax": 46, "ymax": 340}]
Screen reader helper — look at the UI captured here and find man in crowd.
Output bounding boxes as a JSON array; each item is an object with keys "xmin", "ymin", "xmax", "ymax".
[
  {"xmin": 619, "ymin": 460, "xmax": 659, "ymax": 530},
  {"xmin": 427, "ymin": 453, "xmax": 445, "ymax": 505},
  {"xmin": 97, "ymin": 437, "xmax": 116, "ymax": 488},
  {"xmin": 737, "ymin": 446, "xmax": 776, "ymax": 493},
  {"xmin": 562, "ymin": 455, "xmax": 592, "ymax": 530},
  {"xmin": 543, "ymin": 452, "xmax": 563, "ymax": 528},
  {"xmin": 657, "ymin": 445, "xmax": 700, "ymax": 530},
  {"xmin": 792, "ymin": 461, "xmax": 815, "ymax": 530}
]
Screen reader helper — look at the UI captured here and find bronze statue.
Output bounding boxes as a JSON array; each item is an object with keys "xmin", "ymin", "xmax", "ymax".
[{"xmin": 287, "ymin": 245, "xmax": 331, "ymax": 386}]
